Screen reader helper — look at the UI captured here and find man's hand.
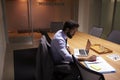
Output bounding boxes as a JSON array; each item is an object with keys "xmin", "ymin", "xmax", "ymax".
[
  {"xmin": 78, "ymin": 55, "xmax": 97, "ymax": 61},
  {"xmin": 86, "ymin": 55, "xmax": 97, "ymax": 61}
]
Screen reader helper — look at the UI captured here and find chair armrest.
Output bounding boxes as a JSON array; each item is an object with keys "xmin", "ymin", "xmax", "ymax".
[
  {"xmin": 60, "ymin": 61, "xmax": 70, "ymax": 64},
  {"xmin": 54, "ymin": 62, "xmax": 72, "ymax": 74}
]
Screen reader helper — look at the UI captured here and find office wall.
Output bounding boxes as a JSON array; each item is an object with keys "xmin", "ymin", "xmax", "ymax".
[
  {"xmin": 89, "ymin": 0, "xmax": 102, "ymax": 29},
  {"xmin": 78, "ymin": 0, "xmax": 89, "ymax": 32},
  {"xmin": 100, "ymin": 0, "xmax": 114, "ymax": 38},
  {"xmin": 78, "ymin": 0, "xmax": 101, "ymax": 33},
  {"xmin": 0, "ymin": 1, "xmax": 6, "ymax": 80},
  {"xmin": 5, "ymin": 0, "xmax": 28, "ymax": 31},
  {"xmin": 31, "ymin": 0, "xmax": 72, "ymax": 30},
  {"xmin": 5, "ymin": 0, "xmax": 75, "ymax": 32},
  {"xmin": 113, "ymin": 1, "xmax": 120, "ymax": 30}
]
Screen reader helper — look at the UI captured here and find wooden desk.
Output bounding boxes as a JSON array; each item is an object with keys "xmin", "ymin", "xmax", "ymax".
[{"xmin": 48, "ymin": 32, "xmax": 120, "ymax": 80}]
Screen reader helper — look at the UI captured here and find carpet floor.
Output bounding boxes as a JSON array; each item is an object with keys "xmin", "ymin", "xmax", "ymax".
[{"xmin": 14, "ymin": 48, "xmax": 37, "ymax": 80}]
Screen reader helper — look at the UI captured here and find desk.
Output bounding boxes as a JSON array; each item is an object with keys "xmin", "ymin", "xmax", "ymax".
[{"xmin": 48, "ymin": 32, "xmax": 120, "ymax": 80}]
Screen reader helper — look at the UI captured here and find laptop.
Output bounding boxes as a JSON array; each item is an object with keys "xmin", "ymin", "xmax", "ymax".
[{"xmin": 74, "ymin": 39, "xmax": 91, "ymax": 57}]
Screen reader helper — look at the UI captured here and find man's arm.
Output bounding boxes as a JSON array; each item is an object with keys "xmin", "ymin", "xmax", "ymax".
[
  {"xmin": 77, "ymin": 55, "xmax": 96, "ymax": 61},
  {"xmin": 56, "ymin": 39, "xmax": 73, "ymax": 62}
]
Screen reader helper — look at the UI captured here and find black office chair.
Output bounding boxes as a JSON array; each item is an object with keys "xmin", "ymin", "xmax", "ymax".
[
  {"xmin": 89, "ymin": 26, "xmax": 103, "ymax": 37},
  {"xmin": 36, "ymin": 35, "xmax": 53, "ymax": 80},
  {"xmin": 72, "ymin": 55, "xmax": 105, "ymax": 80},
  {"xmin": 40, "ymin": 31, "xmax": 51, "ymax": 44},
  {"xmin": 107, "ymin": 30, "xmax": 120, "ymax": 44},
  {"xmin": 50, "ymin": 22, "xmax": 63, "ymax": 33},
  {"xmin": 36, "ymin": 35, "xmax": 74, "ymax": 80}
]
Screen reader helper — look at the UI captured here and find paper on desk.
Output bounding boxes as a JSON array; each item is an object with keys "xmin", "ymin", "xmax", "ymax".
[
  {"xmin": 107, "ymin": 54, "xmax": 120, "ymax": 61},
  {"xmin": 74, "ymin": 48, "xmax": 80, "ymax": 58},
  {"xmin": 84, "ymin": 56, "xmax": 116, "ymax": 74}
]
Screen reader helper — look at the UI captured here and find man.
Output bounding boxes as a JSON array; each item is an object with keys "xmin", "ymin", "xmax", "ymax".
[{"xmin": 51, "ymin": 20, "xmax": 96, "ymax": 64}]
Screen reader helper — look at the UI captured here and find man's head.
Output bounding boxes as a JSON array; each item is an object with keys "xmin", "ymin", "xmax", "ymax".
[{"xmin": 63, "ymin": 20, "xmax": 79, "ymax": 39}]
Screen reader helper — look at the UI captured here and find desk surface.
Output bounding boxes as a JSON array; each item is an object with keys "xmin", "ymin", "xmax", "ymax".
[{"xmin": 48, "ymin": 31, "xmax": 120, "ymax": 80}]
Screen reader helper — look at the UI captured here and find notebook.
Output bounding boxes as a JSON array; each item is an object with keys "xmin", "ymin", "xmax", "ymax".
[
  {"xmin": 74, "ymin": 39, "xmax": 91, "ymax": 57},
  {"xmin": 84, "ymin": 56, "xmax": 116, "ymax": 73}
]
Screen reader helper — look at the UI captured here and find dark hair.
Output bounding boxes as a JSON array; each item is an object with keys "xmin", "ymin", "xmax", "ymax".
[{"xmin": 63, "ymin": 20, "xmax": 79, "ymax": 31}]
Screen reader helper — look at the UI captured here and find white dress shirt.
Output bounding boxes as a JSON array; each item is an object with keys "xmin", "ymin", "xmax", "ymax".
[{"xmin": 51, "ymin": 30, "xmax": 72, "ymax": 64}]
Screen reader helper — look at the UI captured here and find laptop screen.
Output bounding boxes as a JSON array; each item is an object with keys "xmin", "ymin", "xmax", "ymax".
[{"xmin": 85, "ymin": 39, "xmax": 91, "ymax": 53}]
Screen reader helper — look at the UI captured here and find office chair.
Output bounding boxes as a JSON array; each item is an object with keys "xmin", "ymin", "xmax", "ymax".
[
  {"xmin": 72, "ymin": 55, "xmax": 105, "ymax": 80},
  {"xmin": 36, "ymin": 35, "xmax": 74, "ymax": 80},
  {"xmin": 107, "ymin": 30, "xmax": 120, "ymax": 44},
  {"xmin": 40, "ymin": 31, "xmax": 51, "ymax": 44},
  {"xmin": 36, "ymin": 35, "xmax": 53, "ymax": 80},
  {"xmin": 50, "ymin": 22, "xmax": 63, "ymax": 33},
  {"xmin": 89, "ymin": 26, "xmax": 103, "ymax": 37}
]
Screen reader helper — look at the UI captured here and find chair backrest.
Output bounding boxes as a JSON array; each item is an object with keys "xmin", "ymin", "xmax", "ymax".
[
  {"xmin": 89, "ymin": 26, "xmax": 103, "ymax": 37},
  {"xmin": 36, "ymin": 35, "xmax": 53, "ymax": 80},
  {"xmin": 40, "ymin": 31, "xmax": 51, "ymax": 44},
  {"xmin": 50, "ymin": 22, "xmax": 63, "ymax": 33},
  {"xmin": 72, "ymin": 55, "xmax": 105, "ymax": 80},
  {"xmin": 107, "ymin": 30, "xmax": 120, "ymax": 44},
  {"xmin": 36, "ymin": 35, "xmax": 73, "ymax": 80}
]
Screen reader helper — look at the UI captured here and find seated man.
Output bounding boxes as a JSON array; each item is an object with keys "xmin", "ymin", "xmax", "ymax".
[{"xmin": 51, "ymin": 20, "xmax": 96, "ymax": 79}]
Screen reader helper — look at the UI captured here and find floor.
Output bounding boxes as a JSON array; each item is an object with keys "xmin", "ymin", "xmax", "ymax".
[{"xmin": 2, "ymin": 32, "xmax": 41, "ymax": 80}]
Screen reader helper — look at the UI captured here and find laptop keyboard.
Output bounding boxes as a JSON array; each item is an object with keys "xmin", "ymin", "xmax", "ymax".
[
  {"xmin": 79, "ymin": 50, "xmax": 86, "ymax": 56},
  {"xmin": 74, "ymin": 49, "xmax": 88, "ymax": 57}
]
